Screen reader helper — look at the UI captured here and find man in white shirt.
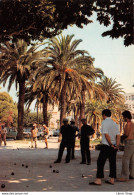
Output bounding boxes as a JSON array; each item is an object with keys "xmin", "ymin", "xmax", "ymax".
[{"xmin": 89, "ymin": 109, "xmax": 120, "ymax": 185}]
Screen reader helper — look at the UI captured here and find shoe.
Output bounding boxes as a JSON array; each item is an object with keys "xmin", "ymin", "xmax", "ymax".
[
  {"xmin": 65, "ymin": 161, "xmax": 70, "ymax": 163},
  {"xmin": 117, "ymin": 178, "xmax": 129, "ymax": 182},
  {"xmin": 87, "ymin": 162, "xmax": 91, "ymax": 165},
  {"xmin": 80, "ymin": 162, "xmax": 86, "ymax": 164},
  {"xmin": 54, "ymin": 160, "xmax": 61, "ymax": 163},
  {"xmin": 105, "ymin": 180, "xmax": 114, "ymax": 185},
  {"xmin": 129, "ymin": 176, "xmax": 134, "ymax": 179},
  {"xmin": 89, "ymin": 182, "xmax": 101, "ymax": 185}
]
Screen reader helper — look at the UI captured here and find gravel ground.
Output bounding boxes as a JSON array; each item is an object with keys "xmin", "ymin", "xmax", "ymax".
[{"xmin": 0, "ymin": 137, "xmax": 134, "ymax": 192}]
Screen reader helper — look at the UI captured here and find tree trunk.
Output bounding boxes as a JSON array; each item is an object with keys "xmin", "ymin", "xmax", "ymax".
[
  {"xmin": 79, "ymin": 89, "xmax": 85, "ymax": 128},
  {"xmin": 60, "ymin": 82, "xmax": 67, "ymax": 127},
  {"xmin": 17, "ymin": 80, "xmax": 25, "ymax": 140},
  {"xmin": 43, "ymin": 93, "xmax": 48, "ymax": 126}
]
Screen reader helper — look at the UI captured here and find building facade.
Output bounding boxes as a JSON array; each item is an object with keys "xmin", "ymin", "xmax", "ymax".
[{"xmin": 124, "ymin": 92, "xmax": 134, "ymax": 121}]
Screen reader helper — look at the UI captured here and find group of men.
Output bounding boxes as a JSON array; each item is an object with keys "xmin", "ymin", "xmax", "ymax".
[
  {"xmin": 54, "ymin": 118, "xmax": 94, "ymax": 164},
  {"xmin": 0, "ymin": 109, "xmax": 134, "ymax": 185},
  {"xmin": 54, "ymin": 109, "xmax": 134, "ymax": 185}
]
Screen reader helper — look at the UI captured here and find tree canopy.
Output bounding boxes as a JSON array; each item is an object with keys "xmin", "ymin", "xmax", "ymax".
[
  {"xmin": 0, "ymin": 0, "xmax": 133, "ymax": 46},
  {"xmin": 0, "ymin": 92, "xmax": 18, "ymax": 127}
]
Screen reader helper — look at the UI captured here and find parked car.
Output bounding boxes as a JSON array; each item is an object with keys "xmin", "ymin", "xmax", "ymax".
[
  {"xmin": 23, "ymin": 128, "xmax": 31, "ymax": 138},
  {"xmin": 48, "ymin": 130, "xmax": 53, "ymax": 139},
  {"xmin": 37, "ymin": 128, "xmax": 44, "ymax": 138},
  {"xmin": 53, "ymin": 129, "xmax": 60, "ymax": 137},
  {"xmin": 6, "ymin": 128, "xmax": 17, "ymax": 140}
]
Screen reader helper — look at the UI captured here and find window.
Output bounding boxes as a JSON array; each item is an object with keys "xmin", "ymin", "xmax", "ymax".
[{"xmin": 129, "ymin": 96, "xmax": 131, "ymax": 100}]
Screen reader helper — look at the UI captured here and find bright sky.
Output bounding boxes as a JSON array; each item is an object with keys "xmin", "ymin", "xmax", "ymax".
[{"xmin": 0, "ymin": 14, "xmax": 134, "ymax": 109}]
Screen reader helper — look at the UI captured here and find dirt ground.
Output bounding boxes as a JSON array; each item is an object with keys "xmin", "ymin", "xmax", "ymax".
[{"xmin": 0, "ymin": 137, "xmax": 134, "ymax": 192}]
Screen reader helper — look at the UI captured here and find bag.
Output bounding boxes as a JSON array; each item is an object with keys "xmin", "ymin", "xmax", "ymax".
[
  {"xmin": 121, "ymin": 134, "xmax": 128, "ymax": 143},
  {"xmin": 95, "ymin": 144, "xmax": 103, "ymax": 150}
]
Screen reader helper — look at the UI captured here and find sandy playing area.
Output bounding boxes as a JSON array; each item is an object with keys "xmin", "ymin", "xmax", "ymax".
[{"xmin": 0, "ymin": 137, "xmax": 134, "ymax": 192}]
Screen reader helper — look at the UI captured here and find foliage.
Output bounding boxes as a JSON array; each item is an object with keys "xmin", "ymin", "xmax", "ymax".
[
  {"xmin": 23, "ymin": 111, "xmax": 52, "ymax": 127},
  {"xmin": 0, "ymin": 39, "xmax": 46, "ymax": 139},
  {"xmin": 0, "ymin": 92, "xmax": 18, "ymax": 126},
  {"xmin": 0, "ymin": 0, "xmax": 132, "ymax": 46},
  {"xmin": 94, "ymin": 0, "xmax": 133, "ymax": 46}
]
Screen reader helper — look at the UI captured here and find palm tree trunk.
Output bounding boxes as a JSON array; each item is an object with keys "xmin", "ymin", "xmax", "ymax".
[
  {"xmin": 60, "ymin": 82, "xmax": 67, "ymax": 127},
  {"xmin": 79, "ymin": 89, "xmax": 85, "ymax": 128},
  {"xmin": 43, "ymin": 93, "xmax": 48, "ymax": 126},
  {"xmin": 17, "ymin": 80, "xmax": 25, "ymax": 140}
]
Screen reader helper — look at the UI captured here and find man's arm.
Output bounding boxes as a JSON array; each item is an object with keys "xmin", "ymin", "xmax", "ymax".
[{"xmin": 104, "ymin": 134, "xmax": 112, "ymax": 146}]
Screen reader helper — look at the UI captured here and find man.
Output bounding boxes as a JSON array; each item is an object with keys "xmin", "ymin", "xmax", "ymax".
[
  {"xmin": 89, "ymin": 109, "xmax": 120, "ymax": 185},
  {"xmin": 31, "ymin": 122, "xmax": 38, "ymax": 148},
  {"xmin": 54, "ymin": 118, "xmax": 73, "ymax": 163},
  {"xmin": 43, "ymin": 124, "xmax": 49, "ymax": 149},
  {"xmin": 0, "ymin": 123, "xmax": 7, "ymax": 146},
  {"xmin": 117, "ymin": 110, "xmax": 134, "ymax": 181},
  {"xmin": 80, "ymin": 118, "xmax": 95, "ymax": 165},
  {"xmin": 70, "ymin": 119, "xmax": 79, "ymax": 159}
]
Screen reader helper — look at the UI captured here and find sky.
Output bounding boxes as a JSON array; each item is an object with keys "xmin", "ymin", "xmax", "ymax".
[{"xmin": 0, "ymin": 14, "xmax": 134, "ymax": 110}]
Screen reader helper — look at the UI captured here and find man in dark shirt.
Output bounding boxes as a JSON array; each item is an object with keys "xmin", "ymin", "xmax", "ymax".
[
  {"xmin": 70, "ymin": 119, "xmax": 79, "ymax": 159},
  {"xmin": 54, "ymin": 118, "xmax": 73, "ymax": 163},
  {"xmin": 80, "ymin": 118, "xmax": 95, "ymax": 165}
]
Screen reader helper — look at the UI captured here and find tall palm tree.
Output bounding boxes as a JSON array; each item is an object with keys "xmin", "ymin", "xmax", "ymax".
[
  {"xmin": 0, "ymin": 40, "xmax": 45, "ymax": 139},
  {"xmin": 45, "ymin": 34, "xmax": 104, "ymax": 126},
  {"xmin": 98, "ymin": 76, "xmax": 124, "ymax": 104}
]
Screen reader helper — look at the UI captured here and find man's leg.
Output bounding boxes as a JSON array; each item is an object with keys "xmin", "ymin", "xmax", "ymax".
[
  {"xmin": 66, "ymin": 144, "xmax": 71, "ymax": 163},
  {"xmin": 129, "ymin": 152, "xmax": 134, "ymax": 178},
  {"xmin": 54, "ymin": 142, "xmax": 65, "ymax": 163},
  {"xmin": 120, "ymin": 144, "xmax": 132, "ymax": 179},
  {"xmin": 80, "ymin": 142, "xmax": 86, "ymax": 163},
  {"xmin": 3, "ymin": 134, "xmax": 6, "ymax": 146},
  {"xmin": 96, "ymin": 145, "xmax": 108, "ymax": 178},
  {"xmin": 35, "ymin": 137, "xmax": 37, "ymax": 148},
  {"xmin": 31, "ymin": 137, "xmax": 33, "ymax": 148},
  {"xmin": 85, "ymin": 141, "xmax": 91, "ymax": 164},
  {"xmin": 71, "ymin": 140, "xmax": 75, "ymax": 159},
  {"xmin": 108, "ymin": 147, "xmax": 117, "ymax": 184}
]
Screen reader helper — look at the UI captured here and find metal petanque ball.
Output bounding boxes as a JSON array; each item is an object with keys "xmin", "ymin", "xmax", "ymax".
[{"xmin": 1, "ymin": 184, "xmax": 5, "ymax": 188}]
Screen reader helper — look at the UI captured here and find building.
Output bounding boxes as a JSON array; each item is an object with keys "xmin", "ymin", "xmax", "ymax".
[{"xmin": 124, "ymin": 92, "xmax": 134, "ymax": 121}]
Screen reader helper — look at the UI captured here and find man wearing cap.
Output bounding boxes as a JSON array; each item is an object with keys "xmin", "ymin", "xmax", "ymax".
[
  {"xmin": 70, "ymin": 119, "xmax": 79, "ymax": 159},
  {"xmin": 54, "ymin": 118, "xmax": 73, "ymax": 163},
  {"xmin": 31, "ymin": 122, "xmax": 38, "ymax": 148},
  {"xmin": 80, "ymin": 118, "xmax": 95, "ymax": 165}
]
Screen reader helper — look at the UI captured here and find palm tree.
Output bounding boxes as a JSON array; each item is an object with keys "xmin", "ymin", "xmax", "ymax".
[
  {"xmin": 98, "ymin": 76, "xmax": 124, "ymax": 104},
  {"xmin": 45, "ymin": 34, "xmax": 104, "ymax": 126},
  {"xmin": 0, "ymin": 40, "xmax": 45, "ymax": 139}
]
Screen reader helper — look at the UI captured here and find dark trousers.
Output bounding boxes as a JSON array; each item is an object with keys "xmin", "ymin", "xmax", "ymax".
[
  {"xmin": 71, "ymin": 140, "xmax": 75, "ymax": 159},
  {"xmin": 96, "ymin": 145, "xmax": 117, "ymax": 178},
  {"xmin": 57, "ymin": 141, "xmax": 71, "ymax": 162},
  {"xmin": 80, "ymin": 140, "xmax": 91, "ymax": 163}
]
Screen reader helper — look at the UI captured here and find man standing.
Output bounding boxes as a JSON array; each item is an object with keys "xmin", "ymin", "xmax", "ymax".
[
  {"xmin": 70, "ymin": 119, "xmax": 79, "ymax": 159},
  {"xmin": 117, "ymin": 110, "xmax": 134, "ymax": 181},
  {"xmin": 89, "ymin": 109, "xmax": 120, "ymax": 185},
  {"xmin": 43, "ymin": 124, "xmax": 49, "ymax": 149},
  {"xmin": 0, "ymin": 123, "xmax": 7, "ymax": 146},
  {"xmin": 80, "ymin": 118, "xmax": 95, "ymax": 165},
  {"xmin": 31, "ymin": 122, "xmax": 38, "ymax": 148},
  {"xmin": 54, "ymin": 118, "xmax": 73, "ymax": 163}
]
